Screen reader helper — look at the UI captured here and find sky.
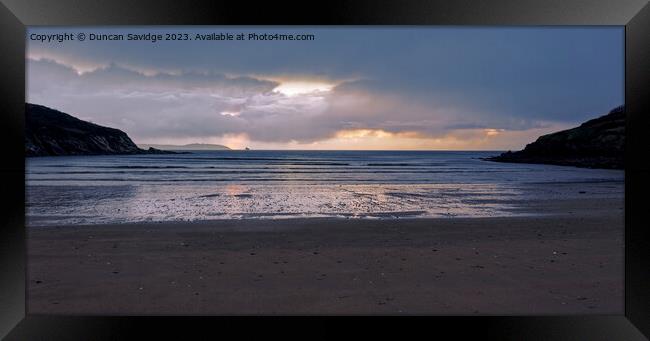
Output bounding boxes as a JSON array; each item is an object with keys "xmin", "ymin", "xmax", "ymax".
[{"xmin": 26, "ymin": 27, "xmax": 624, "ymax": 150}]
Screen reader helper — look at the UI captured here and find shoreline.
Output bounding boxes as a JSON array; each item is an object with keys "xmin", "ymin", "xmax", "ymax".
[
  {"xmin": 26, "ymin": 213, "xmax": 543, "ymax": 229},
  {"xmin": 22, "ymin": 211, "xmax": 599, "ymax": 230}
]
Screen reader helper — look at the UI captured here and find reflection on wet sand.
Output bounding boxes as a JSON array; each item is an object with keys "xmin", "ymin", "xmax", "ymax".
[{"xmin": 26, "ymin": 181, "xmax": 623, "ymax": 226}]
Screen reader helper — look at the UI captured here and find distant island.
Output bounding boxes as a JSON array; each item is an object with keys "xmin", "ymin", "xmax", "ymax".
[
  {"xmin": 25, "ymin": 103, "xmax": 175, "ymax": 157},
  {"xmin": 139, "ymin": 143, "xmax": 231, "ymax": 151},
  {"xmin": 485, "ymin": 106, "xmax": 624, "ymax": 169}
]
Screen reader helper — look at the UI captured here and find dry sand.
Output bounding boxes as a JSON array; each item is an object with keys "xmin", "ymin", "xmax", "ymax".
[{"xmin": 27, "ymin": 197, "xmax": 624, "ymax": 315}]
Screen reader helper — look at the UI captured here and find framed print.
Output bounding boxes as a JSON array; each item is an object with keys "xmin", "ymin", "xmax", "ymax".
[{"xmin": 0, "ymin": 0, "xmax": 648, "ymax": 339}]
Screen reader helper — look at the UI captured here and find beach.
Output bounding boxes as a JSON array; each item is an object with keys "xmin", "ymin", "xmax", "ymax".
[{"xmin": 27, "ymin": 196, "xmax": 623, "ymax": 315}]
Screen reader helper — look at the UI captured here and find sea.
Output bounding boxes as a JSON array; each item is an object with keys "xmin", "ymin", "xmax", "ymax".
[{"xmin": 25, "ymin": 150, "xmax": 624, "ymax": 226}]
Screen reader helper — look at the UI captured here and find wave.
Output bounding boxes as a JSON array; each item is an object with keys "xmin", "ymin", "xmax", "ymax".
[
  {"xmin": 366, "ymin": 163, "xmax": 414, "ymax": 166},
  {"xmin": 27, "ymin": 177, "xmax": 442, "ymax": 182},
  {"xmin": 27, "ymin": 169, "xmax": 523, "ymax": 176}
]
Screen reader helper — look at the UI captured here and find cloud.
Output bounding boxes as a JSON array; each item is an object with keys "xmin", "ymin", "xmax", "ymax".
[
  {"xmin": 28, "ymin": 58, "xmax": 334, "ymax": 143},
  {"xmin": 25, "ymin": 57, "xmax": 597, "ymax": 150},
  {"xmin": 26, "ymin": 27, "xmax": 623, "ymax": 149}
]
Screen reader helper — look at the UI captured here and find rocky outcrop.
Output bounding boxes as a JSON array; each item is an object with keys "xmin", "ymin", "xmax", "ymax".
[
  {"xmin": 25, "ymin": 103, "xmax": 174, "ymax": 157},
  {"xmin": 485, "ymin": 106, "xmax": 624, "ymax": 169}
]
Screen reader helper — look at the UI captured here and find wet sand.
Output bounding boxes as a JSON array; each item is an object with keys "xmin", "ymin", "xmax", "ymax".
[{"xmin": 27, "ymin": 197, "xmax": 624, "ymax": 315}]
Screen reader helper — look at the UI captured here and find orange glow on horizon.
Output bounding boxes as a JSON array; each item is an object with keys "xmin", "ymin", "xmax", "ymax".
[{"xmin": 135, "ymin": 124, "xmax": 572, "ymax": 152}]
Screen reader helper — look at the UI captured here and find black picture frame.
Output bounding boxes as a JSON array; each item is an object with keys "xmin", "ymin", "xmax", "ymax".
[{"xmin": 1, "ymin": 0, "xmax": 648, "ymax": 339}]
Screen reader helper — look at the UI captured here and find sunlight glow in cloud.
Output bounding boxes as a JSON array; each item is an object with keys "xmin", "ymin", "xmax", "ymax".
[{"xmin": 273, "ymin": 81, "xmax": 335, "ymax": 96}]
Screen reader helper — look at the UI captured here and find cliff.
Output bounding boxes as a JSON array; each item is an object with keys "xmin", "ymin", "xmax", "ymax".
[
  {"xmin": 485, "ymin": 106, "xmax": 624, "ymax": 169},
  {"xmin": 25, "ymin": 103, "xmax": 174, "ymax": 157}
]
